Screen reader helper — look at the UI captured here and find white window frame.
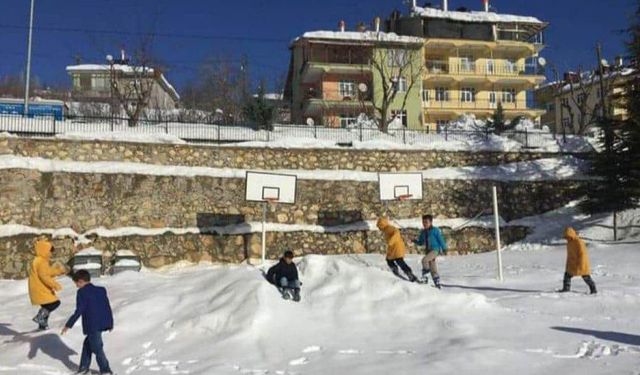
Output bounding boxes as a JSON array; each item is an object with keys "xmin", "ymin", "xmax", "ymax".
[
  {"xmin": 435, "ymin": 87, "xmax": 449, "ymax": 102},
  {"xmin": 387, "ymin": 49, "xmax": 408, "ymax": 67},
  {"xmin": 489, "ymin": 91, "xmax": 497, "ymax": 108},
  {"xmin": 460, "ymin": 55, "xmax": 475, "ymax": 72},
  {"xmin": 338, "ymin": 80, "xmax": 356, "ymax": 98},
  {"xmin": 422, "ymin": 89, "xmax": 430, "ymax": 103},
  {"xmin": 506, "ymin": 59, "xmax": 518, "ymax": 74},
  {"xmin": 460, "ymin": 87, "xmax": 476, "ymax": 103},
  {"xmin": 396, "ymin": 77, "xmax": 408, "ymax": 93},
  {"xmin": 339, "ymin": 115, "xmax": 357, "ymax": 128},
  {"xmin": 486, "ymin": 59, "xmax": 495, "ymax": 75},
  {"xmin": 391, "ymin": 110, "xmax": 408, "ymax": 127},
  {"xmin": 502, "ymin": 88, "xmax": 516, "ymax": 103}
]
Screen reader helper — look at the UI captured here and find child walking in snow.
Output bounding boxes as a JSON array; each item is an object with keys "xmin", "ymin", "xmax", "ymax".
[
  {"xmin": 28, "ymin": 239, "xmax": 67, "ymax": 330},
  {"xmin": 267, "ymin": 250, "xmax": 301, "ymax": 301},
  {"xmin": 414, "ymin": 215, "xmax": 447, "ymax": 289},
  {"xmin": 61, "ymin": 270, "xmax": 114, "ymax": 375},
  {"xmin": 377, "ymin": 217, "xmax": 418, "ymax": 282},
  {"xmin": 559, "ymin": 227, "xmax": 597, "ymax": 294}
]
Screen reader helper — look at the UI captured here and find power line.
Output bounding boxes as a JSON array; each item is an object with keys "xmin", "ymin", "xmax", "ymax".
[{"xmin": 0, "ymin": 24, "xmax": 292, "ymax": 44}]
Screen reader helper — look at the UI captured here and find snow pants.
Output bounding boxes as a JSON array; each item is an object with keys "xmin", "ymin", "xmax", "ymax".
[{"xmin": 421, "ymin": 251, "xmax": 439, "ymax": 278}]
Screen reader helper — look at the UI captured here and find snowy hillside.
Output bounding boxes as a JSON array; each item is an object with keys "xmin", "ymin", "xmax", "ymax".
[{"xmin": 1, "ymin": 239, "xmax": 639, "ymax": 374}]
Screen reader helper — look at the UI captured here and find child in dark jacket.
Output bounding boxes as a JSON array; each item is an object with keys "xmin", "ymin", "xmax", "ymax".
[
  {"xmin": 414, "ymin": 214, "xmax": 447, "ymax": 289},
  {"xmin": 267, "ymin": 251, "xmax": 301, "ymax": 301},
  {"xmin": 61, "ymin": 270, "xmax": 114, "ymax": 375}
]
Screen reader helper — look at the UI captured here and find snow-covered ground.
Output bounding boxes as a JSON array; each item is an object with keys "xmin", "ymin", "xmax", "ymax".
[{"xmin": 1, "ymin": 211, "xmax": 639, "ymax": 375}]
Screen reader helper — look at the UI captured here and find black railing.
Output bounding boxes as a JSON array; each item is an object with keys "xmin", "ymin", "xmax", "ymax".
[{"xmin": 0, "ymin": 114, "xmax": 570, "ymax": 149}]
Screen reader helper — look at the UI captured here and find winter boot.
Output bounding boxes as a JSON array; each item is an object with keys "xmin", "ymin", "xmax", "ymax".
[
  {"xmin": 558, "ymin": 273, "xmax": 571, "ymax": 293},
  {"xmin": 421, "ymin": 269, "xmax": 430, "ymax": 284},
  {"xmin": 40, "ymin": 310, "xmax": 51, "ymax": 330},
  {"xmin": 583, "ymin": 276, "xmax": 597, "ymax": 295},
  {"xmin": 281, "ymin": 288, "xmax": 292, "ymax": 300},
  {"xmin": 292, "ymin": 288, "xmax": 301, "ymax": 302},
  {"xmin": 433, "ymin": 276, "xmax": 442, "ymax": 289},
  {"xmin": 32, "ymin": 308, "xmax": 48, "ymax": 329},
  {"xmin": 406, "ymin": 271, "xmax": 418, "ymax": 283}
]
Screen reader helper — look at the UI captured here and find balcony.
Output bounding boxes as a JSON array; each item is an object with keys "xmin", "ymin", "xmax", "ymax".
[
  {"xmin": 302, "ymin": 88, "xmax": 373, "ymax": 115},
  {"xmin": 300, "ymin": 47, "xmax": 373, "ymax": 83},
  {"xmin": 424, "ymin": 60, "xmax": 545, "ymax": 84},
  {"xmin": 422, "ymin": 99, "xmax": 544, "ymax": 116}
]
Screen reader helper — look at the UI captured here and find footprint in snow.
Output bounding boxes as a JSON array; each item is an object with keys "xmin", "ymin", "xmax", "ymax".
[
  {"xmin": 164, "ymin": 320, "xmax": 175, "ymax": 329},
  {"xmin": 375, "ymin": 350, "xmax": 415, "ymax": 355},
  {"xmin": 142, "ymin": 341, "xmax": 153, "ymax": 349},
  {"xmin": 302, "ymin": 345, "xmax": 322, "ymax": 353},
  {"xmin": 338, "ymin": 349, "xmax": 363, "ymax": 355},
  {"xmin": 165, "ymin": 331, "xmax": 178, "ymax": 342},
  {"xmin": 288, "ymin": 357, "xmax": 309, "ymax": 366}
]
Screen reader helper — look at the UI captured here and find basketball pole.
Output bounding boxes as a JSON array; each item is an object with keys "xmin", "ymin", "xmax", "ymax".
[
  {"xmin": 261, "ymin": 202, "xmax": 267, "ymax": 265},
  {"xmin": 492, "ymin": 186, "xmax": 504, "ymax": 282}
]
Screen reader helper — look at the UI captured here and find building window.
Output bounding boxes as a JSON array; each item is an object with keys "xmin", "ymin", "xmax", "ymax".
[
  {"xmin": 436, "ymin": 120, "xmax": 448, "ymax": 132},
  {"xmin": 460, "ymin": 55, "xmax": 475, "ymax": 72},
  {"xmin": 339, "ymin": 115, "xmax": 357, "ymax": 128},
  {"xmin": 91, "ymin": 74, "xmax": 108, "ymax": 90},
  {"xmin": 391, "ymin": 110, "xmax": 408, "ymax": 127},
  {"xmin": 489, "ymin": 91, "xmax": 497, "ymax": 107},
  {"xmin": 486, "ymin": 59, "xmax": 495, "ymax": 75},
  {"xmin": 394, "ymin": 77, "xmax": 408, "ymax": 92},
  {"xmin": 422, "ymin": 89, "xmax": 430, "ymax": 102},
  {"xmin": 387, "ymin": 49, "xmax": 408, "ymax": 67},
  {"xmin": 502, "ymin": 89, "xmax": 516, "ymax": 103},
  {"xmin": 460, "ymin": 87, "xmax": 476, "ymax": 102},
  {"xmin": 435, "ymin": 87, "xmax": 449, "ymax": 102},
  {"xmin": 339, "ymin": 80, "xmax": 356, "ymax": 97},
  {"xmin": 546, "ymin": 103, "xmax": 556, "ymax": 111},
  {"xmin": 506, "ymin": 59, "xmax": 518, "ymax": 73},
  {"xmin": 577, "ymin": 93, "xmax": 587, "ymax": 105},
  {"xmin": 561, "ymin": 98, "xmax": 570, "ymax": 108},
  {"xmin": 562, "ymin": 117, "xmax": 571, "ymax": 129},
  {"xmin": 72, "ymin": 76, "xmax": 81, "ymax": 89}
]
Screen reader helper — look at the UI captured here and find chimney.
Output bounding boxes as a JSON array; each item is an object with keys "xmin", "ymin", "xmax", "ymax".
[
  {"xmin": 412, "ymin": 0, "xmax": 417, "ymax": 8},
  {"xmin": 120, "ymin": 49, "xmax": 126, "ymax": 61},
  {"xmin": 483, "ymin": 0, "xmax": 489, "ymax": 12},
  {"xmin": 374, "ymin": 17, "xmax": 381, "ymax": 32},
  {"xmin": 339, "ymin": 20, "xmax": 346, "ymax": 32},
  {"xmin": 443, "ymin": 0, "xmax": 448, "ymax": 11},
  {"xmin": 615, "ymin": 55, "xmax": 624, "ymax": 67}
]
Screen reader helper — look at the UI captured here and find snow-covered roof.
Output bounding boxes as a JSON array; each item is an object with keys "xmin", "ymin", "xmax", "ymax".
[
  {"xmin": 66, "ymin": 64, "xmax": 180, "ymax": 101},
  {"xmin": 76, "ymin": 247, "xmax": 103, "ymax": 256},
  {"xmin": 412, "ymin": 6, "xmax": 545, "ymax": 25},
  {"xmin": 293, "ymin": 31, "xmax": 423, "ymax": 46},
  {"xmin": 537, "ymin": 68, "xmax": 636, "ymax": 93}
]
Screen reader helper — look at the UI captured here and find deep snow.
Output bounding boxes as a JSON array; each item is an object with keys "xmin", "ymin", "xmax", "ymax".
[{"xmin": 1, "ymin": 241, "xmax": 639, "ymax": 374}]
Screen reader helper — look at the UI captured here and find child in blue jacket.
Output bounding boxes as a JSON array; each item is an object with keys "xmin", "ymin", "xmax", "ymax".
[
  {"xmin": 61, "ymin": 270, "xmax": 114, "ymax": 375},
  {"xmin": 414, "ymin": 214, "xmax": 447, "ymax": 288}
]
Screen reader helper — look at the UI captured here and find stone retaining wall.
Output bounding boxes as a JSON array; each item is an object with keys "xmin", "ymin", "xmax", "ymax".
[
  {"xmin": 0, "ymin": 169, "xmax": 583, "ymax": 230},
  {"xmin": 0, "ymin": 226, "xmax": 529, "ymax": 279},
  {"xmin": 0, "ymin": 136, "xmax": 583, "ymax": 171}
]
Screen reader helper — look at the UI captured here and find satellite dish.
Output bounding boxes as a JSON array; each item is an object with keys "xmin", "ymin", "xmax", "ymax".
[
  {"xmin": 306, "ymin": 117, "xmax": 315, "ymax": 126},
  {"xmin": 601, "ymin": 59, "xmax": 610, "ymax": 67},
  {"xmin": 358, "ymin": 83, "xmax": 368, "ymax": 93},
  {"xmin": 105, "ymin": 54, "xmax": 113, "ymax": 62},
  {"xmin": 537, "ymin": 57, "xmax": 547, "ymax": 67}
]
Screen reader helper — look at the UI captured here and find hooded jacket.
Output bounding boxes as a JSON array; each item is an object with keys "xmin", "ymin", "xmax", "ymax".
[
  {"xmin": 28, "ymin": 240, "xmax": 65, "ymax": 306},
  {"xmin": 377, "ymin": 217, "xmax": 406, "ymax": 260},
  {"xmin": 266, "ymin": 258, "xmax": 299, "ymax": 284},
  {"xmin": 564, "ymin": 227, "xmax": 591, "ymax": 276}
]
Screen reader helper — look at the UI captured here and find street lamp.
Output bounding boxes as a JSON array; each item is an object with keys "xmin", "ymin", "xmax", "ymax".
[
  {"xmin": 23, "ymin": 0, "xmax": 35, "ymax": 117},
  {"xmin": 106, "ymin": 54, "xmax": 114, "ymax": 128}
]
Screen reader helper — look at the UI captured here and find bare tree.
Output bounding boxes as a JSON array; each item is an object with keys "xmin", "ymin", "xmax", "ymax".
[
  {"xmin": 107, "ymin": 41, "xmax": 161, "ymax": 127},
  {"xmin": 370, "ymin": 46, "xmax": 423, "ymax": 132}
]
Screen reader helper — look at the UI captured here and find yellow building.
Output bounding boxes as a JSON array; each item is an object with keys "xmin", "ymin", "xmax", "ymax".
[{"xmin": 388, "ymin": 1, "xmax": 548, "ymax": 129}]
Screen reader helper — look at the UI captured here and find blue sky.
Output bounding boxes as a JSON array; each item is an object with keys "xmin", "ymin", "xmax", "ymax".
[{"xmin": 0, "ymin": 0, "xmax": 636, "ymax": 92}]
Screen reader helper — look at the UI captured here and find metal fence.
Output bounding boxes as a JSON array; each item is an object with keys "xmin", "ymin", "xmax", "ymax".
[{"xmin": 0, "ymin": 114, "xmax": 558, "ymax": 149}]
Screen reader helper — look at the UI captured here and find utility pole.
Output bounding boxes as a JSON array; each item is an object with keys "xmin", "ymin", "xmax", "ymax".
[
  {"xmin": 596, "ymin": 42, "xmax": 618, "ymax": 242},
  {"xmin": 23, "ymin": 0, "xmax": 35, "ymax": 116}
]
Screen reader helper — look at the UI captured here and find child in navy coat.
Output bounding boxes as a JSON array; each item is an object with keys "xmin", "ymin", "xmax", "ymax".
[{"xmin": 61, "ymin": 270, "xmax": 114, "ymax": 375}]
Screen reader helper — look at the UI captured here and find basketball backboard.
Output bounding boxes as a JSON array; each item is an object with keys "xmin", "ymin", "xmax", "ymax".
[
  {"xmin": 245, "ymin": 171, "xmax": 297, "ymax": 204},
  {"xmin": 378, "ymin": 172, "xmax": 423, "ymax": 201}
]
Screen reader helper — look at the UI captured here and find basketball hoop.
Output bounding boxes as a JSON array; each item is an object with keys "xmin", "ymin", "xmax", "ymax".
[
  {"xmin": 264, "ymin": 198, "xmax": 279, "ymax": 205},
  {"xmin": 397, "ymin": 194, "xmax": 413, "ymax": 201}
]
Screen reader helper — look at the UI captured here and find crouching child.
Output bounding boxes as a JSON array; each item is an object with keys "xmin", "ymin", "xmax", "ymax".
[
  {"xmin": 560, "ymin": 227, "xmax": 597, "ymax": 294},
  {"xmin": 61, "ymin": 270, "xmax": 114, "ymax": 375},
  {"xmin": 414, "ymin": 214, "xmax": 447, "ymax": 289},
  {"xmin": 267, "ymin": 250, "xmax": 301, "ymax": 301}
]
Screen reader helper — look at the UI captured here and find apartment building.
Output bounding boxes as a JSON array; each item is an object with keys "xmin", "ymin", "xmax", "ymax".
[
  {"xmin": 389, "ymin": 0, "xmax": 548, "ymax": 129},
  {"xmin": 285, "ymin": 23, "xmax": 424, "ymax": 128},
  {"xmin": 535, "ymin": 64, "xmax": 636, "ymax": 135}
]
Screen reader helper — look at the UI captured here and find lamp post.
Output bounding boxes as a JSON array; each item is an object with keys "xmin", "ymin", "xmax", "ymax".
[
  {"xmin": 106, "ymin": 54, "xmax": 115, "ymax": 129},
  {"xmin": 23, "ymin": 0, "xmax": 35, "ymax": 117}
]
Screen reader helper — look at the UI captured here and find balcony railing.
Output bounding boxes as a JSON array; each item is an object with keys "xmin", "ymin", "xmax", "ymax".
[
  {"xmin": 425, "ymin": 60, "xmax": 541, "ymax": 77},
  {"xmin": 304, "ymin": 88, "xmax": 373, "ymax": 102},
  {"xmin": 422, "ymin": 99, "xmax": 534, "ymax": 111}
]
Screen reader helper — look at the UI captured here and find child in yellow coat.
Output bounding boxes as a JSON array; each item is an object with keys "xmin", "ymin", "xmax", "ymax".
[
  {"xmin": 559, "ymin": 227, "xmax": 597, "ymax": 294},
  {"xmin": 377, "ymin": 217, "xmax": 417, "ymax": 282},
  {"xmin": 28, "ymin": 240, "xmax": 67, "ymax": 330}
]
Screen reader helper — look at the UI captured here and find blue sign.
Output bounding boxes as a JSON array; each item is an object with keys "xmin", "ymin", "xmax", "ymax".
[{"xmin": 0, "ymin": 101, "xmax": 64, "ymax": 120}]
